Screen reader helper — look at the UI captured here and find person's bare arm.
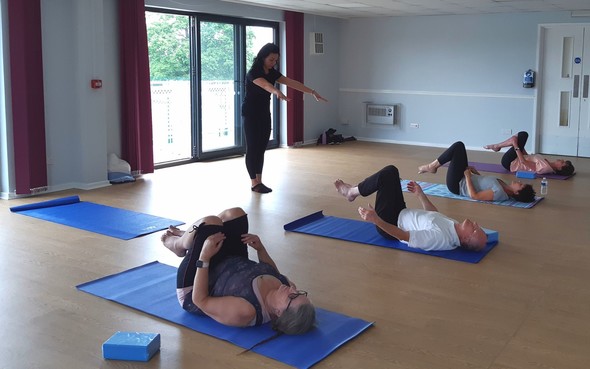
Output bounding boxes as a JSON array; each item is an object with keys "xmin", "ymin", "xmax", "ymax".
[
  {"xmin": 252, "ymin": 77, "xmax": 290, "ymax": 101},
  {"xmin": 463, "ymin": 170, "xmax": 494, "ymax": 201},
  {"xmin": 406, "ymin": 180, "xmax": 438, "ymax": 212},
  {"xmin": 508, "ymin": 135, "xmax": 532, "ymax": 161},
  {"xmin": 192, "ymin": 233, "xmax": 256, "ymax": 327},
  {"xmin": 358, "ymin": 204, "xmax": 409, "ymax": 241},
  {"xmin": 276, "ymin": 76, "xmax": 328, "ymax": 102},
  {"xmin": 241, "ymin": 233, "xmax": 279, "ymax": 272}
]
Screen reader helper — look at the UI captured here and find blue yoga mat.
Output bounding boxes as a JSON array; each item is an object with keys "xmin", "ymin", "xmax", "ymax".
[
  {"xmin": 10, "ymin": 196, "xmax": 184, "ymax": 240},
  {"xmin": 77, "ymin": 261, "xmax": 372, "ymax": 369},
  {"xmin": 284, "ymin": 211, "xmax": 499, "ymax": 264},
  {"xmin": 400, "ymin": 180, "xmax": 543, "ymax": 208}
]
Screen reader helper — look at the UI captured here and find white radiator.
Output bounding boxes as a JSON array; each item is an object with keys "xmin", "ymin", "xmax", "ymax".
[{"xmin": 366, "ymin": 104, "xmax": 397, "ymax": 125}]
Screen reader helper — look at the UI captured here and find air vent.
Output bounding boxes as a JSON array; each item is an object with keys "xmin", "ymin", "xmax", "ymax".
[
  {"xmin": 366, "ymin": 104, "xmax": 398, "ymax": 125},
  {"xmin": 310, "ymin": 32, "xmax": 324, "ymax": 55}
]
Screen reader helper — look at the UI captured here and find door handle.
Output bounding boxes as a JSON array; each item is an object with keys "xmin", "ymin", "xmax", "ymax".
[
  {"xmin": 573, "ymin": 75, "xmax": 579, "ymax": 98},
  {"xmin": 583, "ymin": 75, "xmax": 589, "ymax": 99}
]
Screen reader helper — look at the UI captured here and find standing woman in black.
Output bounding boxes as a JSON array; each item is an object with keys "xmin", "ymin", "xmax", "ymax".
[{"xmin": 242, "ymin": 43, "xmax": 327, "ymax": 193}]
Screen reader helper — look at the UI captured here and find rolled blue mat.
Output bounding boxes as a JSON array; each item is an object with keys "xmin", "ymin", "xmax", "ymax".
[
  {"xmin": 10, "ymin": 195, "xmax": 81, "ymax": 212},
  {"xmin": 10, "ymin": 196, "xmax": 184, "ymax": 240}
]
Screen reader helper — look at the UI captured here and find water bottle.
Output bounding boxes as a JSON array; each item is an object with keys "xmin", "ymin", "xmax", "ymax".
[{"xmin": 540, "ymin": 177, "xmax": 548, "ymax": 195}]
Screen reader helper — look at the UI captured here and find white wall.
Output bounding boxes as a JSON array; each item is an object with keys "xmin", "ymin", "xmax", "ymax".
[
  {"xmin": 337, "ymin": 11, "xmax": 590, "ymax": 149},
  {"xmin": 300, "ymin": 14, "xmax": 340, "ymax": 144},
  {"xmin": 41, "ymin": 0, "xmax": 112, "ymax": 193}
]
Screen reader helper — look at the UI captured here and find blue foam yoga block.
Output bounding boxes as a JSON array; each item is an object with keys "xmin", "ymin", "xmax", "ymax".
[
  {"xmin": 516, "ymin": 171, "xmax": 536, "ymax": 179},
  {"xmin": 102, "ymin": 331, "xmax": 160, "ymax": 361},
  {"xmin": 483, "ymin": 228, "xmax": 499, "ymax": 243}
]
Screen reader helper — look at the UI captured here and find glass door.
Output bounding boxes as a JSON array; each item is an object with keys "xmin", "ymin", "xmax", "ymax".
[
  {"xmin": 197, "ymin": 19, "xmax": 279, "ymax": 158},
  {"xmin": 197, "ymin": 19, "xmax": 242, "ymax": 157},
  {"xmin": 146, "ymin": 11, "xmax": 192, "ymax": 164},
  {"xmin": 146, "ymin": 9, "xmax": 279, "ymax": 164}
]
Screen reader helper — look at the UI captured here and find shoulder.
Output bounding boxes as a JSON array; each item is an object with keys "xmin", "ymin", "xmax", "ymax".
[{"xmin": 247, "ymin": 65, "xmax": 265, "ymax": 80}]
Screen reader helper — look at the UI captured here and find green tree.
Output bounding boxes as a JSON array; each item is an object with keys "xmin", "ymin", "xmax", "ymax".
[
  {"xmin": 200, "ymin": 22, "xmax": 234, "ymax": 81},
  {"xmin": 146, "ymin": 12, "xmax": 190, "ymax": 81},
  {"xmin": 146, "ymin": 12, "xmax": 260, "ymax": 81},
  {"xmin": 200, "ymin": 22, "xmax": 257, "ymax": 81}
]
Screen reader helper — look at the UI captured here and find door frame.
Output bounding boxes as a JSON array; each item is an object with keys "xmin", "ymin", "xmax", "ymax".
[
  {"xmin": 146, "ymin": 7, "xmax": 279, "ymax": 167},
  {"xmin": 535, "ymin": 23, "xmax": 590, "ymax": 156},
  {"xmin": 194, "ymin": 14, "xmax": 280, "ymax": 161}
]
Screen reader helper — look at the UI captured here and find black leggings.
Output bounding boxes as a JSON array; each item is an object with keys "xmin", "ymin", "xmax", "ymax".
[
  {"xmin": 357, "ymin": 165, "xmax": 407, "ymax": 240},
  {"xmin": 501, "ymin": 131, "xmax": 528, "ymax": 170},
  {"xmin": 436, "ymin": 141, "xmax": 469, "ymax": 195},
  {"xmin": 177, "ymin": 214, "xmax": 249, "ymax": 288},
  {"xmin": 243, "ymin": 113, "xmax": 271, "ymax": 180}
]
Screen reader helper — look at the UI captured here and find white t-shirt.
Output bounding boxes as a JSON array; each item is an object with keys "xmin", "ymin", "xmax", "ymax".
[{"xmin": 397, "ymin": 208, "xmax": 461, "ymax": 251}]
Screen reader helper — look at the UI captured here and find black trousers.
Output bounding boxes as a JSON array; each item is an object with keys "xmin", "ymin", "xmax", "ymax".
[
  {"xmin": 501, "ymin": 131, "xmax": 528, "ymax": 170},
  {"xmin": 357, "ymin": 165, "xmax": 407, "ymax": 240},
  {"xmin": 243, "ymin": 112, "xmax": 271, "ymax": 180},
  {"xmin": 435, "ymin": 141, "xmax": 469, "ymax": 195},
  {"xmin": 177, "ymin": 214, "xmax": 249, "ymax": 289}
]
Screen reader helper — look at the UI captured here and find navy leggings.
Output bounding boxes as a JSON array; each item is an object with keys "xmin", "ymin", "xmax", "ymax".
[
  {"xmin": 501, "ymin": 131, "xmax": 528, "ymax": 170},
  {"xmin": 436, "ymin": 141, "xmax": 469, "ymax": 195},
  {"xmin": 357, "ymin": 165, "xmax": 407, "ymax": 240},
  {"xmin": 243, "ymin": 112, "xmax": 271, "ymax": 180},
  {"xmin": 177, "ymin": 214, "xmax": 249, "ymax": 289}
]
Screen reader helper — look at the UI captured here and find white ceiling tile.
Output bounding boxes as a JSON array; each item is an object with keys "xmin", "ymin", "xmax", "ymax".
[{"xmin": 221, "ymin": 0, "xmax": 590, "ymax": 18}]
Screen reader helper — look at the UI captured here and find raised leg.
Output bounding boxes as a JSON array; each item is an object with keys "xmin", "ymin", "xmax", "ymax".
[{"xmin": 334, "ymin": 179, "xmax": 361, "ymax": 202}]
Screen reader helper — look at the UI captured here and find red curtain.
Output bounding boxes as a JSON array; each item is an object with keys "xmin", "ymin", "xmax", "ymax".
[
  {"xmin": 8, "ymin": 0, "xmax": 48, "ymax": 195},
  {"xmin": 284, "ymin": 11, "xmax": 305, "ymax": 146},
  {"xmin": 119, "ymin": 0, "xmax": 154, "ymax": 174}
]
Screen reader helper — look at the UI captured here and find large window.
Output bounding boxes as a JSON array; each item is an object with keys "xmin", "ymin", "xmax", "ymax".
[{"xmin": 146, "ymin": 10, "xmax": 279, "ymax": 166}]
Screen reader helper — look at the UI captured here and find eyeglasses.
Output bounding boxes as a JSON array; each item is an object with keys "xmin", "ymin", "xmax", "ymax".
[{"xmin": 286, "ymin": 290, "xmax": 308, "ymax": 311}]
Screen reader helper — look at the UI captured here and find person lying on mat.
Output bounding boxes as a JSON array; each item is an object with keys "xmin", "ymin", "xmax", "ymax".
[
  {"xmin": 335, "ymin": 165, "xmax": 488, "ymax": 252},
  {"xmin": 161, "ymin": 207, "xmax": 315, "ymax": 334},
  {"xmin": 484, "ymin": 131, "xmax": 575, "ymax": 176},
  {"xmin": 418, "ymin": 141, "xmax": 536, "ymax": 203}
]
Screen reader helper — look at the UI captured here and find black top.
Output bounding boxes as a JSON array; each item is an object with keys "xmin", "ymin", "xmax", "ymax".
[{"xmin": 241, "ymin": 65, "xmax": 282, "ymax": 117}]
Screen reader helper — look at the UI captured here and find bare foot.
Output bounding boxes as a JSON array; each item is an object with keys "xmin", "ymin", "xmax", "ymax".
[
  {"xmin": 161, "ymin": 231, "xmax": 188, "ymax": 257},
  {"xmin": 167, "ymin": 225, "xmax": 185, "ymax": 237},
  {"xmin": 418, "ymin": 163, "xmax": 438, "ymax": 174},
  {"xmin": 483, "ymin": 144, "xmax": 500, "ymax": 152},
  {"xmin": 334, "ymin": 179, "xmax": 358, "ymax": 202}
]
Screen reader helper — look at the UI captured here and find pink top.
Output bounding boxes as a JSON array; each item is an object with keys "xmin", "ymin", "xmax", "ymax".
[{"xmin": 510, "ymin": 154, "xmax": 554, "ymax": 174}]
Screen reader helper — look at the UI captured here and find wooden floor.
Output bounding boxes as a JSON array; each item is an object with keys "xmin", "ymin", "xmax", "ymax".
[{"xmin": 2, "ymin": 141, "xmax": 589, "ymax": 369}]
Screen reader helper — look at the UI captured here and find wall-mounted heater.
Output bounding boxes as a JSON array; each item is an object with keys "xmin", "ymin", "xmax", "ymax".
[{"xmin": 366, "ymin": 104, "xmax": 398, "ymax": 125}]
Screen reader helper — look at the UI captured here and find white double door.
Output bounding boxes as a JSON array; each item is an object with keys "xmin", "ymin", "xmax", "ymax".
[{"xmin": 539, "ymin": 24, "xmax": 590, "ymax": 157}]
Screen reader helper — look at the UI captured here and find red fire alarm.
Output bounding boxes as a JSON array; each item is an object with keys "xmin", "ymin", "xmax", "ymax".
[{"xmin": 91, "ymin": 79, "xmax": 103, "ymax": 89}]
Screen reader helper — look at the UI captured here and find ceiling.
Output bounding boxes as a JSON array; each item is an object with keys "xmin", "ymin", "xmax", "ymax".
[{"xmin": 220, "ymin": 0, "xmax": 590, "ymax": 19}]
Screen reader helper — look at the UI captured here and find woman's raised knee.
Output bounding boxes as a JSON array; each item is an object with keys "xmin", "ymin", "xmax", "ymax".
[
  {"xmin": 197, "ymin": 215, "xmax": 223, "ymax": 226},
  {"xmin": 218, "ymin": 207, "xmax": 246, "ymax": 222}
]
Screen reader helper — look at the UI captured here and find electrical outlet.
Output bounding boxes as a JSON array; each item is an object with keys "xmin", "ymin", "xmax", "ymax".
[
  {"xmin": 501, "ymin": 128, "xmax": 512, "ymax": 136},
  {"xmin": 410, "ymin": 123, "xmax": 419, "ymax": 128}
]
